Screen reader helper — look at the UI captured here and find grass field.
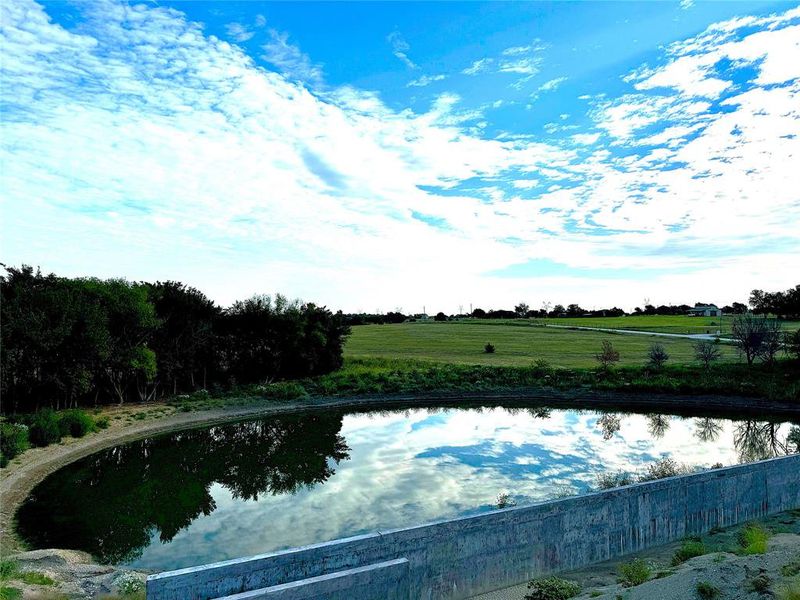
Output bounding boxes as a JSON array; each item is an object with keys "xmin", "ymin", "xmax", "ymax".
[
  {"xmin": 345, "ymin": 321, "xmax": 740, "ymax": 369},
  {"xmin": 437, "ymin": 315, "xmax": 800, "ymax": 336}
]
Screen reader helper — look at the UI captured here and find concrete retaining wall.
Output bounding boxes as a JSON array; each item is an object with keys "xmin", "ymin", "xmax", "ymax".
[
  {"xmin": 215, "ymin": 559, "xmax": 409, "ymax": 600},
  {"xmin": 146, "ymin": 453, "xmax": 800, "ymax": 600}
]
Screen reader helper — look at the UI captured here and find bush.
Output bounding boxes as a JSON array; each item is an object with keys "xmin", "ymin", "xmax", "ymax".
[
  {"xmin": 58, "ymin": 409, "xmax": 95, "ymax": 438},
  {"xmin": 95, "ymin": 416, "xmax": 110, "ymax": 430},
  {"xmin": 637, "ymin": 457, "xmax": 690, "ymax": 482},
  {"xmin": 618, "ymin": 558, "xmax": 651, "ymax": 587},
  {"xmin": 0, "ymin": 423, "xmax": 29, "ymax": 467},
  {"xmin": 737, "ymin": 523, "xmax": 769, "ymax": 555},
  {"xmin": 525, "ymin": 576, "xmax": 581, "ymax": 600},
  {"xmin": 595, "ymin": 471, "xmax": 634, "ymax": 490},
  {"xmin": 27, "ymin": 409, "xmax": 61, "ymax": 447},
  {"xmin": 672, "ymin": 540, "xmax": 706, "ymax": 565},
  {"xmin": 484, "ymin": 343, "xmax": 496, "ymax": 354},
  {"xmin": 696, "ymin": 581, "xmax": 721, "ymax": 599}
]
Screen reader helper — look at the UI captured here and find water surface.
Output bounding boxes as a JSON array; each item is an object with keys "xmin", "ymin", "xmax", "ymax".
[{"xmin": 17, "ymin": 404, "xmax": 797, "ymax": 571}]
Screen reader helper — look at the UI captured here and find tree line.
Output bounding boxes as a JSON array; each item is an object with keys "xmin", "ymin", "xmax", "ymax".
[
  {"xmin": 344, "ymin": 285, "xmax": 798, "ymax": 324},
  {"xmin": 1, "ymin": 265, "xmax": 350, "ymax": 413}
]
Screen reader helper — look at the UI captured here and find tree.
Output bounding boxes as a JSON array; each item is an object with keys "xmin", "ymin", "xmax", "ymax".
[
  {"xmin": 693, "ymin": 340, "xmax": 722, "ymax": 369},
  {"xmin": 595, "ymin": 340, "xmax": 620, "ymax": 370},
  {"xmin": 145, "ymin": 281, "xmax": 219, "ymax": 394},
  {"xmin": 471, "ymin": 308, "xmax": 486, "ymax": 318},
  {"xmin": 730, "ymin": 313, "xmax": 770, "ymax": 366},
  {"xmin": 514, "ymin": 302, "xmax": 529, "ymax": 318},
  {"xmin": 647, "ymin": 343, "xmax": 669, "ymax": 370},
  {"xmin": 550, "ymin": 304, "xmax": 566, "ymax": 318},
  {"xmin": 434, "ymin": 312, "xmax": 447, "ymax": 322},
  {"xmin": 785, "ymin": 329, "xmax": 800, "ymax": 362},
  {"xmin": 758, "ymin": 318, "xmax": 783, "ymax": 365},
  {"xmin": 566, "ymin": 303, "xmax": 583, "ymax": 317}
]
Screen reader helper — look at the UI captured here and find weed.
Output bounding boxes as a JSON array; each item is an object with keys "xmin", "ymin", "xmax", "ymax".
[
  {"xmin": 484, "ymin": 342, "xmax": 496, "ymax": 354},
  {"xmin": 776, "ymin": 579, "xmax": 800, "ymax": 600},
  {"xmin": 781, "ymin": 560, "xmax": 800, "ymax": 578},
  {"xmin": 696, "ymin": 581, "xmax": 721, "ymax": 599},
  {"xmin": 18, "ymin": 571, "xmax": 55, "ymax": 586},
  {"xmin": 95, "ymin": 416, "xmax": 110, "ymax": 429},
  {"xmin": 747, "ymin": 573, "xmax": 771, "ymax": 593},
  {"xmin": 0, "ymin": 586, "xmax": 22, "ymax": 600},
  {"xmin": 0, "ymin": 561, "xmax": 17, "ymax": 580},
  {"xmin": 736, "ymin": 523, "xmax": 770, "ymax": 555}
]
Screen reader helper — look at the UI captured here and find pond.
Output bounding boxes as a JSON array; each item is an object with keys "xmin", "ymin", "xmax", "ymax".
[{"xmin": 16, "ymin": 403, "xmax": 798, "ymax": 572}]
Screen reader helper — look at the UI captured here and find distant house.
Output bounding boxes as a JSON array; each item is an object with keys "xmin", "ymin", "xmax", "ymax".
[{"xmin": 687, "ymin": 304, "xmax": 721, "ymax": 317}]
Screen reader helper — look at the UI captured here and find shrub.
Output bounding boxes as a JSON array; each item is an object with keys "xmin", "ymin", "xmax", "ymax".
[
  {"xmin": 647, "ymin": 343, "xmax": 669, "ymax": 369},
  {"xmin": 27, "ymin": 409, "xmax": 61, "ymax": 447},
  {"xmin": 258, "ymin": 381, "xmax": 309, "ymax": 401},
  {"xmin": 737, "ymin": 523, "xmax": 769, "ymax": 555},
  {"xmin": 618, "ymin": 558, "xmax": 651, "ymax": 587},
  {"xmin": 696, "ymin": 581, "xmax": 721, "ymax": 599},
  {"xmin": 484, "ymin": 343, "xmax": 496, "ymax": 354},
  {"xmin": 0, "ymin": 423, "xmax": 30, "ymax": 467},
  {"xmin": 115, "ymin": 572, "xmax": 145, "ymax": 595},
  {"xmin": 95, "ymin": 416, "xmax": 110, "ymax": 430},
  {"xmin": 525, "ymin": 576, "xmax": 581, "ymax": 600},
  {"xmin": 58, "ymin": 409, "xmax": 95, "ymax": 438},
  {"xmin": 672, "ymin": 540, "xmax": 706, "ymax": 565}
]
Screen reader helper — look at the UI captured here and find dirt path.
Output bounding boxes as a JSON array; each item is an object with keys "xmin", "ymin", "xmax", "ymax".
[{"xmin": 2, "ymin": 390, "xmax": 798, "ymax": 556}]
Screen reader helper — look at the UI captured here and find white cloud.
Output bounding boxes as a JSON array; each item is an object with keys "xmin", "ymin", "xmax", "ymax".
[
  {"xmin": 462, "ymin": 58, "xmax": 493, "ymax": 76},
  {"xmin": 1, "ymin": 0, "xmax": 798, "ymax": 310},
  {"xmin": 261, "ymin": 28, "xmax": 322, "ymax": 83},
  {"xmin": 387, "ymin": 31, "xmax": 418, "ymax": 69},
  {"xmin": 538, "ymin": 77, "xmax": 568, "ymax": 93},
  {"xmin": 407, "ymin": 73, "xmax": 446, "ymax": 88},
  {"xmin": 225, "ymin": 22, "xmax": 254, "ymax": 42}
]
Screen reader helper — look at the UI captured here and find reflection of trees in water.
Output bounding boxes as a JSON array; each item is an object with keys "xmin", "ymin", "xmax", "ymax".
[
  {"xmin": 646, "ymin": 414, "xmax": 671, "ymax": 439},
  {"xmin": 734, "ymin": 420, "xmax": 790, "ymax": 463},
  {"xmin": 17, "ymin": 413, "xmax": 350, "ymax": 565},
  {"xmin": 596, "ymin": 413, "xmax": 621, "ymax": 440},
  {"xmin": 694, "ymin": 418, "xmax": 723, "ymax": 443}
]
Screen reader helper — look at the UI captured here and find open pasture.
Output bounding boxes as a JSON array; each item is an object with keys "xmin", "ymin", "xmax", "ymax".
[{"xmin": 345, "ymin": 321, "xmax": 739, "ymax": 369}]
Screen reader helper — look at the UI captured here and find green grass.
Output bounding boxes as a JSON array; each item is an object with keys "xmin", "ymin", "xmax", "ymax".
[
  {"xmin": 736, "ymin": 523, "xmax": 770, "ymax": 555},
  {"xmin": 345, "ymin": 321, "xmax": 740, "ymax": 368}
]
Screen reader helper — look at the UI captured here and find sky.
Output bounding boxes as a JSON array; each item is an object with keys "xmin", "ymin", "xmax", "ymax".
[{"xmin": 1, "ymin": 0, "xmax": 799, "ymax": 313}]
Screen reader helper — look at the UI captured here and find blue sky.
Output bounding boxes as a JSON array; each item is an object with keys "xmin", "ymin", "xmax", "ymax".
[{"xmin": 2, "ymin": 0, "xmax": 799, "ymax": 311}]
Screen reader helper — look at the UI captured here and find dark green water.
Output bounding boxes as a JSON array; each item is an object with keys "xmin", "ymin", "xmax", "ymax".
[{"xmin": 16, "ymin": 405, "xmax": 797, "ymax": 571}]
